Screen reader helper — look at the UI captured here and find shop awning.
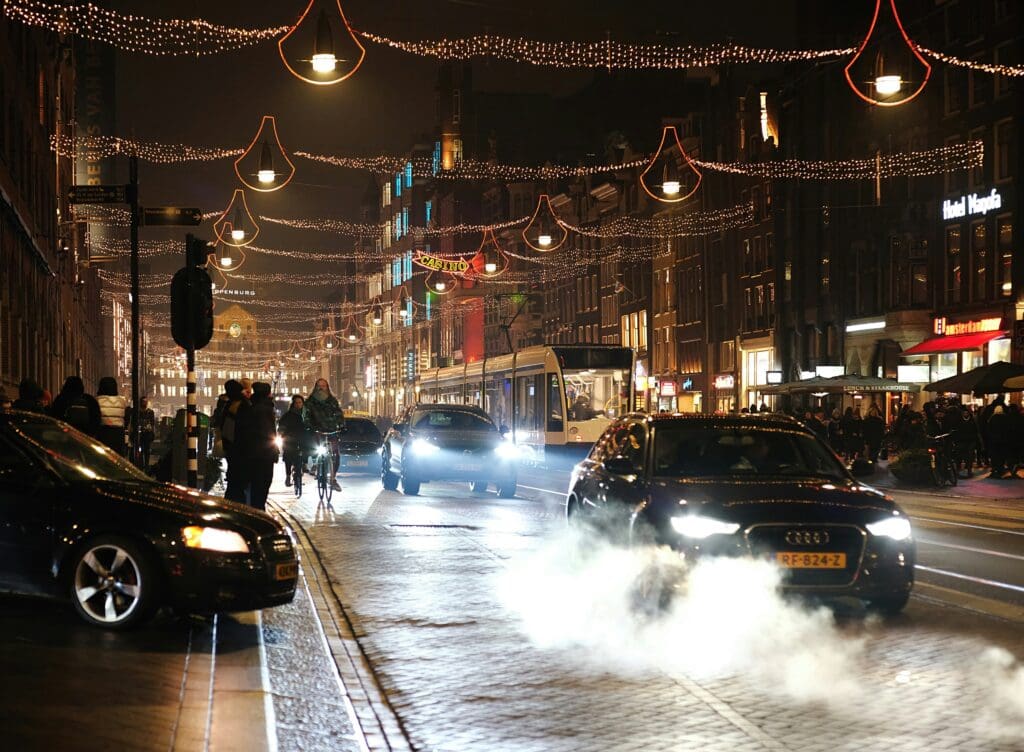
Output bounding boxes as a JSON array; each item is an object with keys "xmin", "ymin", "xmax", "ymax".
[
  {"xmin": 761, "ymin": 374, "xmax": 919, "ymax": 395},
  {"xmin": 900, "ymin": 330, "xmax": 1006, "ymax": 356}
]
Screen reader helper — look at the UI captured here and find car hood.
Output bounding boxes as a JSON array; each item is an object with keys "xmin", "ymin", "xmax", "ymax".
[
  {"xmin": 646, "ymin": 477, "xmax": 899, "ymax": 526},
  {"xmin": 90, "ymin": 479, "xmax": 284, "ymax": 538},
  {"xmin": 339, "ymin": 440, "xmax": 381, "ymax": 454}
]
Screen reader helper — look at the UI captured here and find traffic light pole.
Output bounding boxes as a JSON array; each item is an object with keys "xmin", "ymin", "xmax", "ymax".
[
  {"xmin": 185, "ymin": 234, "xmax": 198, "ymax": 489},
  {"xmin": 129, "ymin": 155, "xmax": 141, "ymax": 465}
]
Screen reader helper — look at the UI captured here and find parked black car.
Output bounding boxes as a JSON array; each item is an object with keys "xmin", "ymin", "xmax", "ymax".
[
  {"xmin": 382, "ymin": 404, "xmax": 518, "ymax": 497},
  {"xmin": 0, "ymin": 411, "xmax": 298, "ymax": 629},
  {"xmin": 336, "ymin": 417, "xmax": 384, "ymax": 474},
  {"xmin": 566, "ymin": 413, "xmax": 915, "ymax": 614}
]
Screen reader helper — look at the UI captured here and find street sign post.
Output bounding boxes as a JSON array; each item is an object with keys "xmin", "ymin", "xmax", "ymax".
[
  {"xmin": 142, "ymin": 206, "xmax": 203, "ymax": 227},
  {"xmin": 67, "ymin": 184, "xmax": 133, "ymax": 204}
]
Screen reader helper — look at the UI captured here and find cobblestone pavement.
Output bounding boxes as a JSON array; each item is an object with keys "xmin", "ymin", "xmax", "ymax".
[{"xmin": 272, "ymin": 468, "xmax": 1024, "ymax": 752}]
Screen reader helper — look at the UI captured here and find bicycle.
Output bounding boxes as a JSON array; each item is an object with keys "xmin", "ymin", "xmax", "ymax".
[
  {"xmin": 313, "ymin": 431, "xmax": 341, "ymax": 509},
  {"xmin": 927, "ymin": 432, "xmax": 958, "ymax": 487}
]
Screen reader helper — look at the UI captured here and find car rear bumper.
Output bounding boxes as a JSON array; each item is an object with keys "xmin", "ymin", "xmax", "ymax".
[{"xmin": 338, "ymin": 452, "xmax": 382, "ymax": 474}]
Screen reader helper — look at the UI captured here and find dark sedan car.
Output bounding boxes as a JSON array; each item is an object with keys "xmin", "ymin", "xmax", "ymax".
[
  {"xmin": 382, "ymin": 404, "xmax": 518, "ymax": 497},
  {"xmin": 337, "ymin": 417, "xmax": 384, "ymax": 474},
  {"xmin": 567, "ymin": 413, "xmax": 915, "ymax": 614},
  {"xmin": 0, "ymin": 411, "xmax": 298, "ymax": 629}
]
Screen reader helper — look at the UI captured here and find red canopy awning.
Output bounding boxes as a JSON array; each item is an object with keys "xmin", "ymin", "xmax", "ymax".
[{"xmin": 901, "ymin": 330, "xmax": 1006, "ymax": 356}]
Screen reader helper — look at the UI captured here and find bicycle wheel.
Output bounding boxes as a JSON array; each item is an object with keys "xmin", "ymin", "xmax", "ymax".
[
  {"xmin": 323, "ymin": 454, "xmax": 335, "ymax": 505},
  {"xmin": 317, "ymin": 457, "xmax": 328, "ymax": 502}
]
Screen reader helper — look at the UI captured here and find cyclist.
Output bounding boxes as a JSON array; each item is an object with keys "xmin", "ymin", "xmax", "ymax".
[
  {"xmin": 304, "ymin": 378, "xmax": 345, "ymax": 491},
  {"xmin": 278, "ymin": 394, "xmax": 309, "ymax": 488}
]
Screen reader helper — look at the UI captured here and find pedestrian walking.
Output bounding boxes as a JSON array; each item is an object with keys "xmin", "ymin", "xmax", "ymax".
[
  {"xmin": 952, "ymin": 403, "xmax": 980, "ymax": 478},
  {"xmin": 96, "ymin": 377, "xmax": 128, "ymax": 455},
  {"xmin": 863, "ymin": 405, "xmax": 885, "ymax": 462},
  {"xmin": 132, "ymin": 397, "xmax": 157, "ymax": 468},
  {"xmin": 278, "ymin": 395, "xmax": 308, "ymax": 487},
  {"xmin": 11, "ymin": 378, "xmax": 46, "ymax": 413},
  {"xmin": 216, "ymin": 379, "xmax": 254, "ymax": 504},
  {"xmin": 827, "ymin": 408, "xmax": 843, "ymax": 454},
  {"xmin": 50, "ymin": 376, "xmax": 101, "ymax": 436},
  {"xmin": 987, "ymin": 405, "xmax": 1011, "ymax": 478},
  {"xmin": 248, "ymin": 382, "xmax": 279, "ymax": 511}
]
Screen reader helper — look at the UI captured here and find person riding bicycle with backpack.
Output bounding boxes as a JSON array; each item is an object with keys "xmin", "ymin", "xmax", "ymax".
[
  {"xmin": 304, "ymin": 378, "xmax": 345, "ymax": 491},
  {"xmin": 278, "ymin": 394, "xmax": 309, "ymax": 488},
  {"xmin": 50, "ymin": 376, "xmax": 101, "ymax": 437}
]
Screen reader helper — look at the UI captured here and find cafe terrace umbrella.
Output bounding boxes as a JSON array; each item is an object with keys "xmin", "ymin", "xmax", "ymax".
[
  {"xmin": 924, "ymin": 361, "xmax": 1024, "ymax": 396},
  {"xmin": 761, "ymin": 374, "xmax": 918, "ymax": 395}
]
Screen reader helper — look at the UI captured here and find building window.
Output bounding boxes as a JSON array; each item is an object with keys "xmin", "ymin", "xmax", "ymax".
[
  {"xmin": 819, "ymin": 255, "xmax": 830, "ymax": 294},
  {"xmin": 971, "ymin": 222, "xmax": 988, "ymax": 301},
  {"xmin": 968, "ymin": 127, "xmax": 985, "ymax": 187},
  {"xmin": 995, "ymin": 120, "xmax": 1014, "ymax": 181},
  {"xmin": 404, "ymin": 161, "xmax": 413, "ymax": 189},
  {"xmin": 945, "ymin": 137, "xmax": 966, "ymax": 194},
  {"xmin": 744, "ymin": 288, "xmax": 753, "ymax": 330},
  {"xmin": 968, "ymin": 58, "xmax": 992, "ymax": 108},
  {"xmin": 998, "ymin": 217, "xmax": 1013, "ymax": 297},
  {"xmin": 946, "ymin": 227, "xmax": 962, "ymax": 305},
  {"xmin": 995, "ymin": 43, "xmax": 1017, "ymax": 98},
  {"xmin": 911, "ymin": 263, "xmax": 928, "ymax": 307},
  {"xmin": 452, "ymin": 89, "xmax": 461, "ymax": 125},
  {"xmin": 944, "ymin": 68, "xmax": 963, "ymax": 115},
  {"xmin": 743, "ymin": 239, "xmax": 751, "ymax": 275},
  {"xmin": 753, "ymin": 236, "xmax": 764, "ymax": 272}
]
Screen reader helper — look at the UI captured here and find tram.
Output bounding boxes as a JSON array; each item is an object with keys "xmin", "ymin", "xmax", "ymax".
[{"xmin": 416, "ymin": 345, "xmax": 635, "ymax": 463}]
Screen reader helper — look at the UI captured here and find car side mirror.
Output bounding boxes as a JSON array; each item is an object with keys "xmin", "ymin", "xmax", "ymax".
[
  {"xmin": 850, "ymin": 458, "xmax": 874, "ymax": 477},
  {"xmin": 604, "ymin": 456, "xmax": 637, "ymax": 476},
  {"xmin": 393, "ymin": 423, "xmax": 406, "ymax": 435}
]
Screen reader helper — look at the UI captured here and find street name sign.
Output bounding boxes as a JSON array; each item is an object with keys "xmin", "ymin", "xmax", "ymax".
[
  {"xmin": 68, "ymin": 184, "xmax": 131, "ymax": 204},
  {"xmin": 142, "ymin": 206, "xmax": 203, "ymax": 227}
]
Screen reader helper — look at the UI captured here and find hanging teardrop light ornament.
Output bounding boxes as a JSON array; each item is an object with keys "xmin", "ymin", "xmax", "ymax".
[
  {"xmin": 287, "ymin": 341, "xmax": 306, "ymax": 361},
  {"xmin": 640, "ymin": 125, "xmax": 702, "ymax": 204},
  {"xmin": 206, "ymin": 240, "xmax": 247, "ymax": 273},
  {"xmin": 522, "ymin": 194, "xmax": 568, "ymax": 252},
  {"xmin": 234, "ymin": 115, "xmax": 295, "ymax": 192},
  {"xmin": 469, "ymin": 228, "xmax": 509, "ymax": 279},
  {"xmin": 844, "ymin": 0, "xmax": 931, "ymax": 107},
  {"xmin": 396, "ymin": 286, "xmax": 412, "ymax": 320},
  {"xmin": 321, "ymin": 331, "xmax": 340, "ymax": 352},
  {"xmin": 278, "ymin": 0, "xmax": 366, "ymax": 86},
  {"xmin": 214, "ymin": 190, "xmax": 259, "ymax": 247},
  {"xmin": 426, "ymin": 270, "xmax": 457, "ymax": 295},
  {"xmin": 342, "ymin": 316, "xmax": 364, "ymax": 343},
  {"xmin": 370, "ymin": 299, "xmax": 384, "ymax": 326}
]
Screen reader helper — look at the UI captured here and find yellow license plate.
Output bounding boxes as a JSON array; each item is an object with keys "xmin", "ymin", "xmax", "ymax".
[
  {"xmin": 275, "ymin": 563, "xmax": 298, "ymax": 580},
  {"xmin": 776, "ymin": 552, "xmax": 846, "ymax": 569}
]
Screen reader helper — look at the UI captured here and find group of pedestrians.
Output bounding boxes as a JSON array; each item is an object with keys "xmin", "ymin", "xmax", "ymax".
[
  {"xmin": 2, "ymin": 375, "xmax": 155, "ymax": 460},
  {"xmin": 212, "ymin": 376, "xmax": 346, "ymax": 510},
  {"xmin": 798, "ymin": 405, "xmax": 887, "ymax": 462}
]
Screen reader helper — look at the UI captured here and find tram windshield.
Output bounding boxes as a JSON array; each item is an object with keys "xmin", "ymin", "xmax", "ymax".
[{"xmin": 562, "ymin": 368, "xmax": 625, "ymax": 421}]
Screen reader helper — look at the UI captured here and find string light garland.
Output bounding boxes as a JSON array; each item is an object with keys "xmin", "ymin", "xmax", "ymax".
[
  {"xmin": 562, "ymin": 202, "xmax": 755, "ymax": 239},
  {"xmin": 4, "ymin": 0, "xmax": 289, "ymax": 55},
  {"xmin": 51, "ymin": 133, "xmax": 241, "ymax": 163},
  {"xmin": 259, "ymin": 214, "xmax": 529, "ymax": 237},
  {"xmin": 60, "ymin": 133, "xmax": 982, "ymax": 186},
  {"xmin": 916, "ymin": 47, "xmax": 1024, "ymax": 77}
]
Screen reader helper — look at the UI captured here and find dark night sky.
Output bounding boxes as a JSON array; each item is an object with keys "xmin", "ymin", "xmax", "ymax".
[{"xmin": 108, "ymin": 0, "xmax": 815, "ymax": 300}]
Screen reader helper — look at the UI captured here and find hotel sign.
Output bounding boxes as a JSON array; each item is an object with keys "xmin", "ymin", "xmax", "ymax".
[
  {"xmin": 942, "ymin": 188, "xmax": 1003, "ymax": 221},
  {"xmin": 933, "ymin": 316, "xmax": 1002, "ymax": 336},
  {"xmin": 714, "ymin": 374, "xmax": 736, "ymax": 390},
  {"xmin": 412, "ymin": 251, "xmax": 470, "ymax": 274}
]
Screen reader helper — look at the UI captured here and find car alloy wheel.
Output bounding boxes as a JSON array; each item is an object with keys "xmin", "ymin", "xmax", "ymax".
[
  {"xmin": 401, "ymin": 474, "xmax": 421, "ymax": 496},
  {"xmin": 471, "ymin": 481, "xmax": 488, "ymax": 493},
  {"xmin": 381, "ymin": 452, "xmax": 399, "ymax": 490},
  {"xmin": 71, "ymin": 536, "xmax": 156, "ymax": 629},
  {"xmin": 497, "ymin": 478, "xmax": 517, "ymax": 498}
]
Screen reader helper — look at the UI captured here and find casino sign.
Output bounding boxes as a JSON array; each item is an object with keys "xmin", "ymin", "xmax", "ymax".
[{"xmin": 413, "ymin": 250, "xmax": 470, "ymax": 274}]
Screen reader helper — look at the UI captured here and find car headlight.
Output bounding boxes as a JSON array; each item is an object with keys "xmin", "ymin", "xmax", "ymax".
[
  {"xmin": 866, "ymin": 515, "xmax": 913, "ymax": 541},
  {"xmin": 315, "ymin": 444, "xmax": 327, "ymax": 456},
  {"xmin": 182, "ymin": 526, "xmax": 250, "ymax": 553},
  {"xmin": 494, "ymin": 442, "xmax": 519, "ymax": 460},
  {"xmin": 410, "ymin": 438, "xmax": 440, "ymax": 456},
  {"xmin": 670, "ymin": 515, "xmax": 741, "ymax": 539}
]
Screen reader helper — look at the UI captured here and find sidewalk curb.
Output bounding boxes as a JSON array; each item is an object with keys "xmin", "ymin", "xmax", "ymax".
[
  {"xmin": 913, "ymin": 582, "xmax": 1024, "ymax": 625},
  {"xmin": 271, "ymin": 502, "xmax": 413, "ymax": 752},
  {"xmin": 869, "ymin": 478, "xmax": 1024, "ymax": 502}
]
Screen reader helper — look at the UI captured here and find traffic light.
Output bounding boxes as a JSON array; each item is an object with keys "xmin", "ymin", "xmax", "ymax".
[{"xmin": 170, "ymin": 236, "xmax": 214, "ymax": 350}]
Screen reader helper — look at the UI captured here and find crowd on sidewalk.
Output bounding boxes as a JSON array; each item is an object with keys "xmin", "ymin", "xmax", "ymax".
[
  {"xmin": 209, "ymin": 376, "xmax": 346, "ymax": 511},
  {"xmin": 790, "ymin": 396, "xmax": 1022, "ymax": 481},
  {"xmin": 0, "ymin": 375, "xmax": 156, "ymax": 463}
]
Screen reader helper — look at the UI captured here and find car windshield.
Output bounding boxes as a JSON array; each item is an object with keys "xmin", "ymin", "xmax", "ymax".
[
  {"xmin": 9, "ymin": 418, "xmax": 154, "ymax": 484},
  {"xmin": 345, "ymin": 419, "xmax": 382, "ymax": 442},
  {"xmin": 652, "ymin": 425, "xmax": 848, "ymax": 481},
  {"xmin": 412, "ymin": 410, "xmax": 495, "ymax": 431}
]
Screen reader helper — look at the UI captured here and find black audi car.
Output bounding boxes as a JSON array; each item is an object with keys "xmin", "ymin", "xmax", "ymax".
[
  {"xmin": 567, "ymin": 413, "xmax": 915, "ymax": 614},
  {"xmin": 382, "ymin": 404, "xmax": 518, "ymax": 497},
  {"xmin": 336, "ymin": 417, "xmax": 384, "ymax": 474},
  {"xmin": 0, "ymin": 411, "xmax": 298, "ymax": 629}
]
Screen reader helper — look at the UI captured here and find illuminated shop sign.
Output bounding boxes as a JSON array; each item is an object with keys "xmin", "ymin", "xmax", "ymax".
[
  {"xmin": 681, "ymin": 377, "xmax": 694, "ymax": 391},
  {"xmin": 659, "ymin": 381, "xmax": 677, "ymax": 397},
  {"xmin": 412, "ymin": 250, "xmax": 470, "ymax": 273},
  {"xmin": 932, "ymin": 316, "xmax": 1002, "ymax": 335},
  {"xmin": 714, "ymin": 374, "xmax": 735, "ymax": 390},
  {"xmin": 766, "ymin": 370, "xmax": 783, "ymax": 384},
  {"xmin": 941, "ymin": 188, "xmax": 1002, "ymax": 221}
]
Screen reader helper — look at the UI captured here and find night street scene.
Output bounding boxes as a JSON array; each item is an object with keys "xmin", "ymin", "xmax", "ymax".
[{"xmin": 2, "ymin": 0, "xmax": 1024, "ymax": 750}]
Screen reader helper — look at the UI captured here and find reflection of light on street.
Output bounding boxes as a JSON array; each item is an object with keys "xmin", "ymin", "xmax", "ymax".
[{"xmin": 895, "ymin": 670, "xmax": 912, "ymax": 684}]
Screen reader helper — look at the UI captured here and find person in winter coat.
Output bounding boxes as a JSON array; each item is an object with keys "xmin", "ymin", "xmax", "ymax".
[
  {"xmin": 827, "ymin": 408, "xmax": 843, "ymax": 454},
  {"xmin": 217, "ymin": 379, "xmax": 254, "ymax": 504},
  {"xmin": 952, "ymin": 404, "xmax": 980, "ymax": 478},
  {"xmin": 278, "ymin": 395, "xmax": 308, "ymax": 487},
  {"xmin": 987, "ymin": 405, "xmax": 1012, "ymax": 478},
  {"xmin": 11, "ymin": 378, "xmax": 46, "ymax": 413},
  {"xmin": 50, "ymin": 376, "xmax": 101, "ymax": 436},
  {"xmin": 863, "ymin": 405, "xmax": 886, "ymax": 462},
  {"xmin": 248, "ymin": 382, "xmax": 279, "ymax": 510},
  {"xmin": 96, "ymin": 376, "xmax": 127, "ymax": 455},
  {"xmin": 304, "ymin": 378, "xmax": 345, "ymax": 492},
  {"xmin": 841, "ymin": 407, "xmax": 861, "ymax": 460}
]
